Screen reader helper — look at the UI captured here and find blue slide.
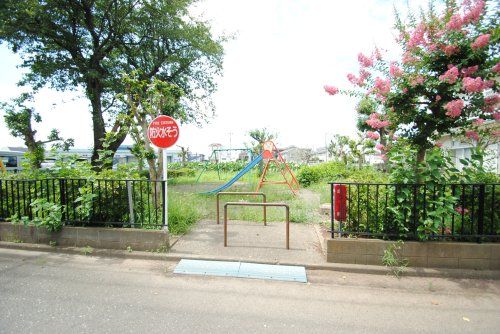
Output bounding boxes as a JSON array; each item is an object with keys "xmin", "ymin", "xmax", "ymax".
[{"xmin": 202, "ymin": 153, "xmax": 263, "ymax": 194}]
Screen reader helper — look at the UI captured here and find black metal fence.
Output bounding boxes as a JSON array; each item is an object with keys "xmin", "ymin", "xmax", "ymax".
[
  {"xmin": 0, "ymin": 178, "xmax": 166, "ymax": 228},
  {"xmin": 329, "ymin": 182, "xmax": 499, "ymax": 242}
]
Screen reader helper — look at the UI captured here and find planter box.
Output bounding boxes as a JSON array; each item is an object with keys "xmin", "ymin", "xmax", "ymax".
[
  {"xmin": 0, "ymin": 222, "xmax": 169, "ymax": 251},
  {"xmin": 326, "ymin": 238, "xmax": 500, "ymax": 270}
]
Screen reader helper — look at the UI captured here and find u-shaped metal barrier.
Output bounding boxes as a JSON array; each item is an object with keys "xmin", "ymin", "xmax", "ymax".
[{"xmin": 223, "ymin": 202, "xmax": 290, "ymax": 249}]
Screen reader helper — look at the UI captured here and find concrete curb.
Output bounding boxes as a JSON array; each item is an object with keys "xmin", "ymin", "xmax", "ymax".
[{"xmin": 1, "ymin": 241, "xmax": 499, "ymax": 280}]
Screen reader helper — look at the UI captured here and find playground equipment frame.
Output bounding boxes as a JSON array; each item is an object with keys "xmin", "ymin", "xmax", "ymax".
[
  {"xmin": 196, "ymin": 148, "xmax": 253, "ymax": 182},
  {"xmin": 216, "ymin": 192, "xmax": 267, "ymax": 225},
  {"xmin": 223, "ymin": 202, "xmax": 290, "ymax": 249}
]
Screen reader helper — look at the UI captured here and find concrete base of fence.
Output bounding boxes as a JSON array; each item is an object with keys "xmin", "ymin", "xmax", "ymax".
[
  {"xmin": 327, "ymin": 238, "xmax": 500, "ymax": 270},
  {"xmin": 0, "ymin": 222, "xmax": 169, "ymax": 251}
]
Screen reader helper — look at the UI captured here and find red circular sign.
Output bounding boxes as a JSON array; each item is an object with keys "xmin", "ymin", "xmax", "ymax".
[{"xmin": 148, "ymin": 115, "xmax": 179, "ymax": 148}]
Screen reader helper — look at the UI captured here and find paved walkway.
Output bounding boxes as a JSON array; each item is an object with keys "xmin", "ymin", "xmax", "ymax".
[
  {"xmin": 170, "ymin": 220, "xmax": 325, "ymax": 265},
  {"xmin": 2, "ymin": 248, "xmax": 499, "ymax": 333}
]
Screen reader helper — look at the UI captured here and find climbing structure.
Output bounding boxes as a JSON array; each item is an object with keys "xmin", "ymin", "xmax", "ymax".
[{"xmin": 256, "ymin": 141, "xmax": 300, "ymax": 195}]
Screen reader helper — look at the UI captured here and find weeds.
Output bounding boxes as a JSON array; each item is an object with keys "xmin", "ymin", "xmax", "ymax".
[
  {"xmin": 382, "ymin": 240, "xmax": 409, "ymax": 278},
  {"xmin": 81, "ymin": 246, "xmax": 93, "ymax": 256}
]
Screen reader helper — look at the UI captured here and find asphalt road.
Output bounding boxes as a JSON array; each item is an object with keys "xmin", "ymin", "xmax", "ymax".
[{"xmin": 0, "ymin": 248, "xmax": 499, "ymax": 334}]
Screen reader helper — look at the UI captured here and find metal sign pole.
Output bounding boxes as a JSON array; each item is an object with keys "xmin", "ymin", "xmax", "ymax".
[{"xmin": 163, "ymin": 148, "xmax": 168, "ymax": 231}]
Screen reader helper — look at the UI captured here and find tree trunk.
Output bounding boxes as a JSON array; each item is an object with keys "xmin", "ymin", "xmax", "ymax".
[
  {"xmin": 87, "ymin": 77, "xmax": 127, "ymax": 170},
  {"xmin": 87, "ymin": 78, "xmax": 106, "ymax": 169},
  {"xmin": 416, "ymin": 147, "xmax": 426, "ymax": 183}
]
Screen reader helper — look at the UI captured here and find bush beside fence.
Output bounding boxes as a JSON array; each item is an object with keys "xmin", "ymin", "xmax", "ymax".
[
  {"xmin": 0, "ymin": 178, "xmax": 165, "ymax": 229},
  {"xmin": 329, "ymin": 182, "xmax": 499, "ymax": 242}
]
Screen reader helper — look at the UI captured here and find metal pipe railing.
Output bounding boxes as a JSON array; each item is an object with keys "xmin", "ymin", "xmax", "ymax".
[
  {"xmin": 216, "ymin": 192, "xmax": 266, "ymax": 225},
  {"xmin": 223, "ymin": 202, "xmax": 289, "ymax": 249}
]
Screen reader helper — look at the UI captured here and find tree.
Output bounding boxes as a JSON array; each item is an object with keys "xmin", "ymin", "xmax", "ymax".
[
  {"xmin": 177, "ymin": 145, "xmax": 190, "ymax": 167},
  {"xmin": 122, "ymin": 72, "xmax": 184, "ymax": 182},
  {"xmin": 2, "ymin": 93, "xmax": 73, "ymax": 169},
  {"xmin": 325, "ymin": 0, "xmax": 498, "ymax": 177},
  {"xmin": 0, "ymin": 0, "xmax": 225, "ymax": 169}
]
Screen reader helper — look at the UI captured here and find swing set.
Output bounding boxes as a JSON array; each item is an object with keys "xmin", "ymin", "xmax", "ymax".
[{"xmin": 196, "ymin": 148, "xmax": 253, "ymax": 182}]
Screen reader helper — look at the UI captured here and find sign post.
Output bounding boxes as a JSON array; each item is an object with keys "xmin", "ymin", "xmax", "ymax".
[{"xmin": 147, "ymin": 115, "xmax": 180, "ymax": 232}]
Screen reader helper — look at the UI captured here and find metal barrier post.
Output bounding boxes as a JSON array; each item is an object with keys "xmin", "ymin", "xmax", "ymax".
[
  {"xmin": 224, "ymin": 202, "xmax": 289, "ymax": 249},
  {"xmin": 216, "ymin": 192, "xmax": 267, "ymax": 225}
]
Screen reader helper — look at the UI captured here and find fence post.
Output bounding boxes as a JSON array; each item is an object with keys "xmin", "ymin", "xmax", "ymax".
[
  {"xmin": 127, "ymin": 181, "xmax": 135, "ymax": 228},
  {"xmin": 477, "ymin": 184, "xmax": 485, "ymax": 243},
  {"xmin": 162, "ymin": 180, "xmax": 167, "ymax": 229},
  {"xmin": 59, "ymin": 179, "xmax": 67, "ymax": 223}
]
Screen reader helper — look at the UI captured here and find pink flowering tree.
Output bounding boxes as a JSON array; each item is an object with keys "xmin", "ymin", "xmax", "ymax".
[{"xmin": 325, "ymin": 0, "xmax": 499, "ymax": 171}]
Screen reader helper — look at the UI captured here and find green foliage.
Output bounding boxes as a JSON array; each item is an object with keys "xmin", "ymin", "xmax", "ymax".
[
  {"xmin": 2, "ymin": 93, "xmax": 73, "ymax": 169},
  {"xmin": 168, "ymin": 193, "xmax": 201, "ymax": 235},
  {"xmin": 382, "ymin": 240, "xmax": 408, "ymax": 278},
  {"xmin": 75, "ymin": 185, "xmax": 98, "ymax": 221},
  {"xmin": 0, "ymin": 0, "xmax": 226, "ymax": 168},
  {"xmin": 81, "ymin": 246, "xmax": 94, "ymax": 256},
  {"xmin": 30, "ymin": 198, "xmax": 63, "ymax": 232},
  {"xmin": 168, "ymin": 168, "xmax": 196, "ymax": 178},
  {"xmin": 297, "ymin": 161, "xmax": 387, "ymax": 187}
]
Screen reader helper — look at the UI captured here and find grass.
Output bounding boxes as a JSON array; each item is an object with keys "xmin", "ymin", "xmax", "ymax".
[{"xmin": 167, "ymin": 170, "xmax": 327, "ymax": 235}]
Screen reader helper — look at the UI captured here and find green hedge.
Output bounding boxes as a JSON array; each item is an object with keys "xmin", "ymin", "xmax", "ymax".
[{"xmin": 297, "ymin": 161, "xmax": 387, "ymax": 187}]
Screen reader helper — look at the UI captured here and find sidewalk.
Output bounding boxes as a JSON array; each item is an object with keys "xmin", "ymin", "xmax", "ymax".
[{"xmin": 169, "ymin": 220, "xmax": 325, "ymax": 265}]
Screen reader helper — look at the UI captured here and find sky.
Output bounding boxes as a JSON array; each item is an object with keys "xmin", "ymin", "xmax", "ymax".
[{"xmin": 0, "ymin": 0, "xmax": 428, "ymax": 156}]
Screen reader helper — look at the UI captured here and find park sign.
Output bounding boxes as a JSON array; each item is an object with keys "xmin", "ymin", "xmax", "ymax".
[
  {"xmin": 148, "ymin": 115, "xmax": 179, "ymax": 149},
  {"xmin": 147, "ymin": 115, "xmax": 180, "ymax": 232}
]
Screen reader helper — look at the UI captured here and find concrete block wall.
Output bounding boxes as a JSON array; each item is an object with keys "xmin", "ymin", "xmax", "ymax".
[
  {"xmin": 0, "ymin": 222, "xmax": 169, "ymax": 251},
  {"xmin": 327, "ymin": 238, "xmax": 500, "ymax": 270}
]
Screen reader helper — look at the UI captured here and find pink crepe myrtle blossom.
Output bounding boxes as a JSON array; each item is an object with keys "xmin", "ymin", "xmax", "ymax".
[
  {"xmin": 324, "ymin": 85, "xmax": 339, "ymax": 95},
  {"xmin": 466, "ymin": 130, "xmax": 479, "ymax": 141},
  {"xmin": 462, "ymin": 0, "xmax": 485, "ymax": 24},
  {"xmin": 455, "ymin": 206, "xmax": 469, "ymax": 215},
  {"xmin": 366, "ymin": 131, "xmax": 380, "ymax": 140},
  {"xmin": 483, "ymin": 80, "xmax": 494, "ymax": 89},
  {"xmin": 359, "ymin": 69, "xmax": 370, "ymax": 81},
  {"xmin": 373, "ymin": 47, "xmax": 382, "ymax": 61},
  {"xmin": 443, "ymin": 45, "xmax": 459, "ymax": 56},
  {"xmin": 402, "ymin": 51, "xmax": 418, "ymax": 64},
  {"xmin": 493, "ymin": 112, "xmax": 500, "ymax": 121},
  {"xmin": 444, "ymin": 99, "xmax": 465, "ymax": 118},
  {"xmin": 461, "ymin": 65, "xmax": 478, "ymax": 77},
  {"xmin": 471, "ymin": 34, "xmax": 490, "ymax": 50},
  {"xmin": 347, "ymin": 73, "xmax": 358, "ymax": 85},
  {"xmin": 389, "ymin": 62, "xmax": 403, "ymax": 78},
  {"xmin": 446, "ymin": 14, "xmax": 463, "ymax": 30},
  {"xmin": 435, "ymin": 142, "xmax": 443, "ymax": 148},
  {"xmin": 462, "ymin": 77, "xmax": 485, "ymax": 93},
  {"xmin": 428, "ymin": 44, "xmax": 438, "ymax": 52},
  {"xmin": 366, "ymin": 113, "xmax": 390, "ymax": 129},
  {"xmin": 375, "ymin": 143, "xmax": 385, "ymax": 151},
  {"xmin": 410, "ymin": 75, "xmax": 424, "ymax": 87},
  {"xmin": 378, "ymin": 154, "xmax": 388, "ymax": 161},
  {"xmin": 358, "ymin": 53, "xmax": 373, "ymax": 67},
  {"xmin": 369, "ymin": 77, "xmax": 391, "ymax": 98},
  {"xmin": 438, "ymin": 65, "xmax": 459, "ymax": 84},
  {"xmin": 473, "ymin": 118, "xmax": 485, "ymax": 125},
  {"xmin": 407, "ymin": 23, "xmax": 426, "ymax": 49},
  {"xmin": 492, "ymin": 63, "xmax": 500, "ymax": 73},
  {"xmin": 435, "ymin": 95, "xmax": 442, "ymax": 102},
  {"xmin": 485, "ymin": 94, "xmax": 500, "ymax": 106}
]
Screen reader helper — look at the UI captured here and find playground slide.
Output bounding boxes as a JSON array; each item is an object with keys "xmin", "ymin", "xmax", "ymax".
[{"xmin": 202, "ymin": 153, "xmax": 263, "ymax": 194}]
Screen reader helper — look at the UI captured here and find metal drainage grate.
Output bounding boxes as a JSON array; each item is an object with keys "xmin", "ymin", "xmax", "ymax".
[{"xmin": 174, "ymin": 259, "xmax": 307, "ymax": 283}]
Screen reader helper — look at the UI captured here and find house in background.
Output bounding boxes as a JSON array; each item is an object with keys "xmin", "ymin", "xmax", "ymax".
[{"xmin": 439, "ymin": 135, "xmax": 499, "ymax": 173}]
